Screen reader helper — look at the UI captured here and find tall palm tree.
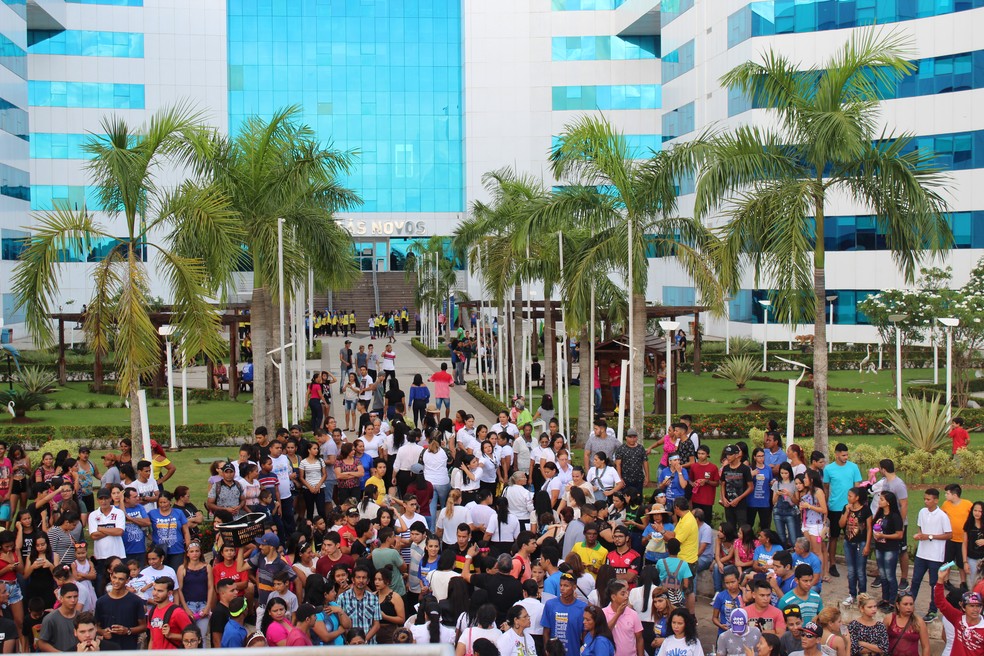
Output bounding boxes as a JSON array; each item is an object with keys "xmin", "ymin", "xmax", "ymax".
[
  {"xmin": 405, "ymin": 235, "xmax": 461, "ymax": 342},
  {"xmin": 208, "ymin": 107, "xmax": 361, "ymax": 429},
  {"xmin": 547, "ymin": 116, "xmax": 722, "ymax": 429},
  {"xmin": 12, "ymin": 104, "xmax": 242, "ymax": 447},
  {"xmin": 696, "ymin": 30, "xmax": 952, "ymax": 454}
]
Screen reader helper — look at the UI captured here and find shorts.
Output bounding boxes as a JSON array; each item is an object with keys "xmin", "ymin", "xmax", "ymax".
[
  {"xmin": 828, "ymin": 510, "xmax": 843, "ymax": 539},
  {"xmin": 344, "ymin": 400, "xmax": 356, "ymax": 411},
  {"xmin": 945, "ymin": 540, "xmax": 966, "ymax": 567},
  {"xmin": 804, "ymin": 523, "xmax": 825, "ymax": 539},
  {"xmin": 10, "ymin": 479, "xmax": 24, "ymax": 496},
  {"xmin": 5, "ymin": 581, "xmax": 22, "ymax": 605},
  {"xmin": 436, "ymin": 397, "xmax": 451, "ymax": 410}
]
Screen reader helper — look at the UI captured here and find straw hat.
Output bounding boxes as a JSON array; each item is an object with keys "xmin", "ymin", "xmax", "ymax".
[
  {"xmin": 426, "ymin": 403, "xmax": 439, "ymax": 414},
  {"xmin": 647, "ymin": 503, "xmax": 669, "ymax": 516}
]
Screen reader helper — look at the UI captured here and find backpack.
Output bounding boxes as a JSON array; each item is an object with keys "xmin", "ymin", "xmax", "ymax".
[
  {"xmin": 149, "ymin": 603, "xmax": 182, "ymax": 647},
  {"xmin": 661, "ymin": 558, "xmax": 686, "ymax": 606}
]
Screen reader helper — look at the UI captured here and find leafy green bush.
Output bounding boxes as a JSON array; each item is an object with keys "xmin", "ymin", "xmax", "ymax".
[
  {"xmin": 18, "ymin": 366, "xmax": 58, "ymax": 394},
  {"xmin": 713, "ymin": 356, "xmax": 759, "ymax": 389},
  {"xmin": 884, "ymin": 395, "xmax": 953, "ymax": 453},
  {"xmin": 411, "ymin": 339, "xmax": 447, "ymax": 358},
  {"xmin": 32, "ymin": 439, "xmax": 78, "ymax": 468}
]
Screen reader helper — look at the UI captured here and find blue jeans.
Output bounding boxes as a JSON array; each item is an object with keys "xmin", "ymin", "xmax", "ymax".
[
  {"xmin": 875, "ymin": 549, "xmax": 900, "ymax": 603},
  {"xmin": 844, "ymin": 541, "xmax": 868, "ymax": 597},
  {"xmin": 323, "ymin": 481, "xmax": 335, "ymax": 505},
  {"xmin": 909, "ymin": 556, "xmax": 942, "ymax": 613},
  {"xmin": 594, "ymin": 388, "xmax": 602, "ymax": 414},
  {"xmin": 712, "ymin": 564, "xmax": 726, "ymax": 593},
  {"xmin": 430, "ymin": 483, "xmax": 451, "ymax": 531},
  {"xmin": 774, "ymin": 512, "xmax": 798, "ymax": 549}
]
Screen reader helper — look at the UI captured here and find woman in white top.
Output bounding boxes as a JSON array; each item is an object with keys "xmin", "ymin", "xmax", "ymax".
[
  {"xmin": 503, "ymin": 472, "xmax": 535, "ymax": 530},
  {"xmin": 559, "ymin": 466, "xmax": 596, "ymax": 516},
  {"xmin": 392, "ymin": 432, "xmax": 425, "ymax": 498},
  {"xmin": 455, "ymin": 605, "xmax": 502, "ymax": 656},
  {"xmin": 540, "ymin": 462, "xmax": 563, "ymax": 510},
  {"xmin": 436, "ymin": 489, "xmax": 471, "ymax": 545},
  {"xmin": 488, "ymin": 498, "xmax": 521, "ymax": 553},
  {"xmin": 298, "ymin": 441, "xmax": 327, "ymax": 522},
  {"xmin": 496, "ymin": 606, "xmax": 537, "ymax": 656},
  {"xmin": 410, "ymin": 602, "xmax": 456, "ymax": 645},
  {"xmin": 422, "ymin": 437, "xmax": 451, "ymax": 523},
  {"xmin": 425, "ymin": 550, "xmax": 460, "ymax": 602},
  {"xmin": 477, "ymin": 440, "xmax": 499, "ymax": 491},
  {"xmin": 586, "ymin": 452, "xmax": 624, "ymax": 503},
  {"xmin": 451, "ymin": 455, "xmax": 481, "ymax": 505}
]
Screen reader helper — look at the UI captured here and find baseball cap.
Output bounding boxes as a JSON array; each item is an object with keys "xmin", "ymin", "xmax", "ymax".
[
  {"xmin": 345, "ymin": 340, "xmax": 352, "ymax": 344},
  {"xmin": 222, "ymin": 461, "xmax": 236, "ymax": 472},
  {"xmin": 723, "ymin": 445, "xmax": 738, "ymax": 456},
  {"xmin": 963, "ymin": 591, "xmax": 983, "ymax": 606},
  {"xmin": 255, "ymin": 533, "xmax": 280, "ymax": 548},
  {"xmin": 626, "ymin": 428, "xmax": 638, "ymax": 437},
  {"xmin": 78, "ymin": 446, "xmax": 90, "ymax": 454},
  {"xmin": 801, "ymin": 621, "xmax": 822, "ymax": 638},
  {"xmin": 346, "ymin": 508, "xmax": 360, "ymax": 517},
  {"xmin": 729, "ymin": 608, "xmax": 749, "ymax": 635},
  {"xmin": 96, "ymin": 488, "xmax": 112, "ymax": 499},
  {"xmin": 410, "ymin": 463, "xmax": 424, "ymax": 474},
  {"xmin": 296, "ymin": 603, "xmax": 317, "ymax": 623}
]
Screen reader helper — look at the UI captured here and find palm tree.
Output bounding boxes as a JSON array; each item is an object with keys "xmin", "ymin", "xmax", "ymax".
[
  {"xmin": 405, "ymin": 235, "xmax": 461, "ymax": 346},
  {"xmin": 696, "ymin": 30, "xmax": 952, "ymax": 454},
  {"xmin": 208, "ymin": 107, "xmax": 361, "ymax": 429},
  {"xmin": 547, "ymin": 116, "xmax": 722, "ymax": 429},
  {"xmin": 12, "ymin": 104, "xmax": 242, "ymax": 447}
]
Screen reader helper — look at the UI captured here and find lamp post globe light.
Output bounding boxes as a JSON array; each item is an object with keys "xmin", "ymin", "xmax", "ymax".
[
  {"xmin": 658, "ymin": 320, "xmax": 680, "ymax": 433},
  {"xmin": 888, "ymin": 314, "xmax": 908, "ymax": 410},
  {"xmin": 758, "ymin": 300, "xmax": 772, "ymax": 371},
  {"xmin": 158, "ymin": 324, "xmax": 177, "ymax": 450},
  {"xmin": 939, "ymin": 317, "xmax": 960, "ymax": 422}
]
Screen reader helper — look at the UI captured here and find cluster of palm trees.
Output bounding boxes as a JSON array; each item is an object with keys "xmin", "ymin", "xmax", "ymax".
[
  {"xmin": 13, "ymin": 104, "xmax": 361, "ymax": 446},
  {"xmin": 447, "ymin": 31, "xmax": 954, "ymax": 454}
]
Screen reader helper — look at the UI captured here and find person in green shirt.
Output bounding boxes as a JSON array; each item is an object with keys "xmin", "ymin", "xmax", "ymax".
[{"xmin": 369, "ymin": 527, "xmax": 407, "ymax": 596}]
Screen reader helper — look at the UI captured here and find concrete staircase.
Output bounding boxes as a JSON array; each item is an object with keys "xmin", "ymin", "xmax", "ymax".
[{"xmin": 314, "ymin": 272, "xmax": 418, "ymax": 320}]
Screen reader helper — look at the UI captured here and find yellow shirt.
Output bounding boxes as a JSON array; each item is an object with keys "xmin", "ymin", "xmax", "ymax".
[
  {"xmin": 571, "ymin": 541, "xmax": 608, "ymax": 574},
  {"xmin": 365, "ymin": 475, "xmax": 387, "ymax": 503},
  {"xmin": 943, "ymin": 498, "xmax": 973, "ymax": 543},
  {"xmin": 674, "ymin": 511, "xmax": 699, "ymax": 564}
]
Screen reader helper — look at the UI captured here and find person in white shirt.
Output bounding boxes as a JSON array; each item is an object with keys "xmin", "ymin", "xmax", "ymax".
[
  {"xmin": 392, "ymin": 433, "xmax": 425, "ymax": 496},
  {"xmin": 456, "ymin": 416, "xmax": 480, "ymax": 455},
  {"xmin": 466, "ymin": 490, "xmax": 497, "ymax": 539},
  {"xmin": 517, "ymin": 579, "xmax": 544, "ymax": 638},
  {"xmin": 410, "ymin": 603, "xmax": 456, "ymax": 645},
  {"xmin": 586, "ymin": 452, "xmax": 624, "ymax": 504},
  {"xmin": 909, "ymin": 487, "xmax": 953, "ymax": 620},
  {"xmin": 497, "ymin": 605, "xmax": 537, "ymax": 656},
  {"xmin": 489, "ymin": 412, "xmax": 520, "ymax": 439},
  {"xmin": 357, "ymin": 366, "xmax": 375, "ymax": 402},
  {"xmin": 504, "ymin": 472, "xmax": 535, "ymax": 531},
  {"xmin": 127, "ymin": 460, "xmax": 160, "ymax": 512},
  {"xmin": 88, "ymin": 489, "xmax": 126, "ymax": 588},
  {"xmin": 359, "ymin": 424, "xmax": 386, "ymax": 460},
  {"xmin": 269, "ymin": 439, "xmax": 297, "ymax": 535}
]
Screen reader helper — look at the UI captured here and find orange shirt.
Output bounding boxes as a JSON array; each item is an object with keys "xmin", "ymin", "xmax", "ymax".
[{"xmin": 943, "ymin": 498, "xmax": 973, "ymax": 543}]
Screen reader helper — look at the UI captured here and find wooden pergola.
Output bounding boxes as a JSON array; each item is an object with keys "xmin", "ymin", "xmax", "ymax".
[
  {"xmin": 48, "ymin": 303, "xmax": 251, "ymax": 398},
  {"xmin": 458, "ymin": 301, "xmax": 709, "ymax": 374}
]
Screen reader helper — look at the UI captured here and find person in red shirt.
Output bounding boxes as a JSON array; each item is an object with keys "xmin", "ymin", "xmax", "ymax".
[
  {"xmin": 147, "ymin": 578, "xmax": 191, "ymax": 650},
  {"xmin": 212, "ymin": 543, "xmax": 249, "ymax": 598},
  {"xmin": 950, "ymin": 417, "xmax": 970, "ymax": 454},
  {"xmin": 689, "ymin": 444, "xmax": 720, "ymax": 525},
  {"xmin": 606, "ymin": 526, "xmax": 642, "ymax": 586},
  {"xmin": 935, "ymin": 581, "xmax": 984, "ymax": 656},
  {"xmin": 607, "ymin": 361, "xmax": 622, "ymax": 409},
  {"xmin": 315, "ymin": 531, "xmax": 355, "ymax": 577}
]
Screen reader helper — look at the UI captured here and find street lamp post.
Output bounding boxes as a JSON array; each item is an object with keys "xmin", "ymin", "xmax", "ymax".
[
  {"xmin": 826, "ymin": 295, "xmax": 838, "ymax": 354},
  {"xmin": 888, "ymin": 314, "xmax": 908, "ymax": 410},
  {"xmin": 759, "ymin": 300, "xmax": 772, "ymax": 371},
  {"xmin": 659, "ymin": 321, "xmax": 680, "ymax": 432},
  {"xmin": 158, "ymin": 325, "xmax": 177, "ymax": 449},
  {"xmin": 724, "ymin": 296, "xmax": 731, "ymax": 355},
  {"xmin": 277, "ymin": 218, "xmax": 288, "ymax": 428},
  {"xmin": 932, "ymin": 324, "xmax": 939, "ymax": 385},
  {"xmin": 776, "ymin": 356, "xmax": 809, "ymax": 447},
  {"xmin": 939, "ymin": 317, "xmax": 959, "ymax": 422}
]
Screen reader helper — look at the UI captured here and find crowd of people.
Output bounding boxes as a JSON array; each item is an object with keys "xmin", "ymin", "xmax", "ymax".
[{"xmin": 0, "ymin": 334, "xmax": 982, "ymax": 655}]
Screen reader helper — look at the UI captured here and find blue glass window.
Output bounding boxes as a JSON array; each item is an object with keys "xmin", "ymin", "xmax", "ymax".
[
  {"xmin": 662, "ymin": 102, "xmax": 694, "ymax": 142},
  {"xmin": 662, "ymin": 40, "xmax": 695, "ymax": 83},
  {"xmin": 730, "ymin": 0, "xmax": 984, "ymax": 47},
  {"xmin": 228, "ymin": 0, "xmax": 464, "ymax": 214},
  {"xmin": 64, "ymin": 0, "xmax": 142, "ymax": 5},
  {"xmin": 1, "ymin": 230, "xmax": 28, "ymax": 261},
  {"xmin": 28, "ymin": 82, "xmax": 145, "ymax": 109},
  {"xmin": 30, "ymin": 185, "xmax": 102, "ymax": 211},
  {"xmin": 552, "ymin": 85, "xmax": 660, "ymax": 110},
  {"xmin": 0, "ymin": 33, "xmax": 27, "ymax": 79},
  {"xmin": 28, "ymin": 31, "xmax": 144, "ymax": 58},
  {"xmin": 552, "ymin": 35, "xmax": 658, "ymax": 61},
  {"xmin": 30, "ymin": 133, "xmax": 103, "ymax": 159},
  {"xmin": 552, "ymin": 134, "xmax": 661, "ymax": 159},
  {"xmin": 728, "ymin": 288, "xmax": 880, "ymax": 325},
  {"xmin": 552, "ymin": 0, "xmax": 626, "ymax": 9},
  {"xmin": 661, "ymin": 0, "xmax": 695, "ymax": 27},
  {"xmin": 662, "ymin": 286, "xmax": 697, "ymax": 306},
  {"xmin": 0, "ymin": 164, "xmax": 29, "ymax": 202},
  {"xmin": 0, "ymin": 97, "xmax": 28, "ymax": 142},
  {"xmin": 2, "ymin": 0, "xmax": 26, "ymax": 19}
]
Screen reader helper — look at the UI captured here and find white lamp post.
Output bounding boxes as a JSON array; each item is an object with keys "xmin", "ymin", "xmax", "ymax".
[
  {"xmin": 826, "ymin": 295, "xmax": 838, "ymax": 354},
  {"xmin": 939, "ymin": 317, "xmax": 959, "ymax": 422},
  {"xmin": 277, "ymin": 218, "xmax": 288, "ymax": 428},
  {"xmin": 932, "ymin": 324, "xmax": 939, "ymax": 385},
  {"xmin": 759, "ymin": 300, "xmax": 772, "ymax": 371},
  {"xmin": 776, "ymin": 356, "xmax": 809, "ymax": 447},
  {"xmin": 888, "ymin": 314, "xmax": 908, "ymax": 409},
  {"xmin": 659, "ymin": 321, "xmax": 680, "ymax": 432},
  {"xmin": 158, "ymin": 324, "xmax": 177, "ymax": 449},
  {"xmin": 724, "ymin": 296, "xmax": 731, "ymax": 355}
]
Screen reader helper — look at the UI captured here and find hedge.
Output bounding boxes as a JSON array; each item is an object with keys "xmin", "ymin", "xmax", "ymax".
[
  {"xmin": 0, "ymin": 423, "xmax": 252, "ymax": 449},
  {"xmin": 411, "ymin": 338, "xmax": 448, "ymax": 359}
]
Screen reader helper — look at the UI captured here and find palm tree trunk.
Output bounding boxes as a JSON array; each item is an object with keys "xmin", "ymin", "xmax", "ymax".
[
  {"xmin": 813, "ymin": 267, "xmax": 829, "ymax": 455},
  {"xmin": 544, "ymin": 299, "xmax": 555, "ymax": 396},
  {"xmin": 631, "ymin": 291, "xmax": 647, "ymax": 430},
  {"xmin": 577, "ymin": 327, "xmax": 591, "ymax": 442},
  {"xmin": 269, "ymin": 291, "xmax": 285, "ymax": 428},
  {"xmin": 513, "ymin": 284, "xmax": 523, "ymax": 397},
  {"xmin": 251, "ymin": 287, "xmax": 271, "ymax": 429}
]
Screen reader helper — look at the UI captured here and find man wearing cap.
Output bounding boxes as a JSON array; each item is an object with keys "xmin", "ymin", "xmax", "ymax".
[
  {"xmin": 248, "ymin": 533, "xmax": 296, "ymax": 621},
  {"xmin": 720, "ymin": 445, "xmax": 754, "ymax": 528},
  {"xmin": 788, "ymin": 621, "xmax": 823, "ymax": 656},
  {"xmin": 614, "ymin": 428, "xmax": 648, "ymax": 494},
  {"xmin": 542, "ymin": 573, "xmax": 587, "ymax": 656},
  {"xmin": 206, "ymin": 461, "xmax": 246, "ymax": 519},
  {"xmin": 288, "ymin": 603, "xmax": 317, "ymax": 646},
  {"xmin": 88, "ymin": 487, "xmax": 126, "ymax": 592},
  {"xmin": 716, "ymin": 607, "xmax": 763, "ymax": 656},
  {"xmin": 935, "ymin": 572, "xmax": 984, "ymax": 656}
]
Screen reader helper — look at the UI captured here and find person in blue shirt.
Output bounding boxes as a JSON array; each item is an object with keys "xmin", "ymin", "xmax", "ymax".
[
  {"xmin": 712, "ymin": 566, "xmax": 743, "ymax": 633},
  {"xmin": 748, "ymin": 448, "xmax": 775, "ymax": 534},
  {"xmin": 751, "ymin": 529, "xmax": 783, "ymax": 574},
  {"xmin": 542, "ymin": 574, "xmax": 587, "ymax": 656},
  {"xmin": 121, "ymin": 488, "xmax": 149, "ymax": 566},
  {"xmin": 221, "ymin": 596, "xmax": 248, "ymax": 648},
  {"xmin": 660, "ymin": 455, "xmax": 689, "ymax": 510},
  {"xmin": 763, "ymin": 430, "xmax": 788, "ymax": 476},
  {"xmin": 580, "ymin": 605, "xmax": 615, "ymax": 656},
  {"xmin": 821, "ymin": 443, "xmax": 862, "ymax": 578},
  {"xmin": 792, "ymin": 537, "xmax": 824, "ymax": 593},
  {"xmin": 147, "ymin": 491, "xmax": 190, "ymax": 571}
]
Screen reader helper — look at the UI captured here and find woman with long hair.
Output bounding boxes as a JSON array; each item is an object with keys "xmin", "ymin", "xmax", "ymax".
[
  {"xmin": 299, "ymin": 441, "xmax": 327, "ymax": 521},
  {"xmin": 563, "ymin": 553, "xmax": 595, "ymax": 603},
  {"xmin": 489, "ymin": 497, "xmax": 520, "ymax": 556},
  {"xmin": 795, "ymin": 470, "xmax": 828, "ymax": 579},
  {"xmin": 816, "ymin": 606, "xmax": 851, "ymax": 656},
  {"xmin": 712, "ymin": 523, "xmax": 737, "ymax": 592},
  {"xmin": 406, "ymin": 466, "xmax": 435, "ymax": 528},
  {"xmin": 358, "ymin": 484, "xmax": 381, "ymax": 520},
  {"xmin": 260, "ymin": 597, "xmax": 293, "ymax": 646},
  {"xmin": 455, "ymin": 603, "xmax": 501, "ymax": 656},
  {"xmin": 530, "ymin": 433, "xmax": 552, "ymax": 491},
  {"xmin": 437, "ymin": 489, "xmax": 469, "ymax": 546},
  {"xmin": 374, "ymin": 565, "xmax": 406, "ymax": 644},
  {"xmin": 872, "ymin": 490, "xmax": 905, "ymax": 610},
  {"xmin": 882, "ymin": 591, "xmax": 929, "ymax": 656},
  {"xmin": 9, "ymin": 445, "xmax": 29, "ymax": 519},
  {"xmin": 452, "ymin": 455, "xmax": 481, "ymax": 505},
  {"xmin": 332, "ymin": 442, "xmax": 364, "ymax": 506},
  {"xmin": 581, "ymin": 604, "xmax": 616, "ymax": 656},
  {"xmin": 587, "ymin": 452, "xmax": 624, "ymax": 504},
  {"xmin": 534, "ymin": 394, "xmax": 555, "ymax": 428},
  {"xmin": 748, "ymin": 448, "xmax": 774, "ymax": 533},
  {"xmin": 291, "ymin": 539, "xmax": 318, "ymax": 592},
  {"xmin": 23, "ymin": 533, "xmax": 55, "ymax": 609},
  {"xmin": 656, "ymin": 608, "xmax": 701, "ymax": 656},
  {"xmin": 964, "ymin": 500, "xmax": 984, "ymax": 589},
  {"xmin": 342, "ymin": 372, "xmax": 360, "ymax": 431},
  {"xmin": 786, "ymin": 443, "xmax": 806, "ymax": 477},
  {"xmin": 177, "ymin": 540, "xmax": 213, "ymax": 644},
  {"xmin": 476, "ymin": 438, "xmax": 498, "ymax": 497},
  {"xmin": 422, "ymin": 436, "xmax": 451, "ymax": 529},
  {"xmin": 408, "ymin": 374, "xmax": 431, "ymax": 428},
  {"xmin": 771, "ymin": 461, "xmax": 799, "ymax": 548},
  {"xmin": 410, "ymin": 601, "xmax": 455, "ymax": 644},
  {"xmin": 393, "ymin": 429, "xmax": 423, "ymax": 498},
  {"xmin": 308, "ymin": 372, "xmax": 325, "ymax": 433},
  {"xmin": 417, "ymin": 537, "xmax": 442, "ymax": 596}
]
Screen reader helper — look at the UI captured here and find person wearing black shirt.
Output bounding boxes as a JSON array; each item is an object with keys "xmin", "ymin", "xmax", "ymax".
[
  {"xmin": 94, "ymin": 565, "xmax": 146, "ymax": 650},
  {"xmin": 208, "ymin": 578, "xmax": 237, "ymax": 648},
  {"xmin": 719, "ymin": 445, "xmax": 754, "ymax": 527},
  {"xmin": 461, "ymin": 549, "xmax": 524, "ymax": 625}
]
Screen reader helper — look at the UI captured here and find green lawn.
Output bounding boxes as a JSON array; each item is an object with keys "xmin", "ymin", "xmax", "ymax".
[{"xmin": 0, "ymin": 383, "xmax": 252, "ymax": 427}]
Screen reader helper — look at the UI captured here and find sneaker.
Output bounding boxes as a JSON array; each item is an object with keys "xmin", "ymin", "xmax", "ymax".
[
  {"xmin": 899, "ymin": 578, "xmax": 910, "ymax": 590},
  {"xmin": 842, "ymin": 595, "xmax": 854, "ymax": 607},
  {"xmin": 923, "ymin": 611, "xmax": 937, "ymax": 622},
  {"xmin": 878, "ymin": 601, "xmax": 893, "ymax": 613},
  {"xmin": 871, "ymin": 578, "xmax": 882, "ymax": 588},
  {"xmin": 829, "ymin": 565, "xmax": 841, "ymax": 577}
]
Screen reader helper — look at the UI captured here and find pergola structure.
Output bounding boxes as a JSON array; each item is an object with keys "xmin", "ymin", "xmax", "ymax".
[{"xmin": 48, "ymin": 303, "xmax": 251, "ymax": 397}]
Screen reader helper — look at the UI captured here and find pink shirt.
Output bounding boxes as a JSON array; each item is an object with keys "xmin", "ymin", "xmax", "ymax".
[
  {"xmin": 602, "ymin": 604, "xmax": 643, "ymax": 656},
  {"xmin": 286, "ymin": 628, "xmax": 313, "ymax": 646},
  {"xmin": 265, "ymin": 620, "xmax": 293, "ymax": 646},
  {"xmin": 429, "ymin": 370, "xmax": 453, "ymax": 398}
]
